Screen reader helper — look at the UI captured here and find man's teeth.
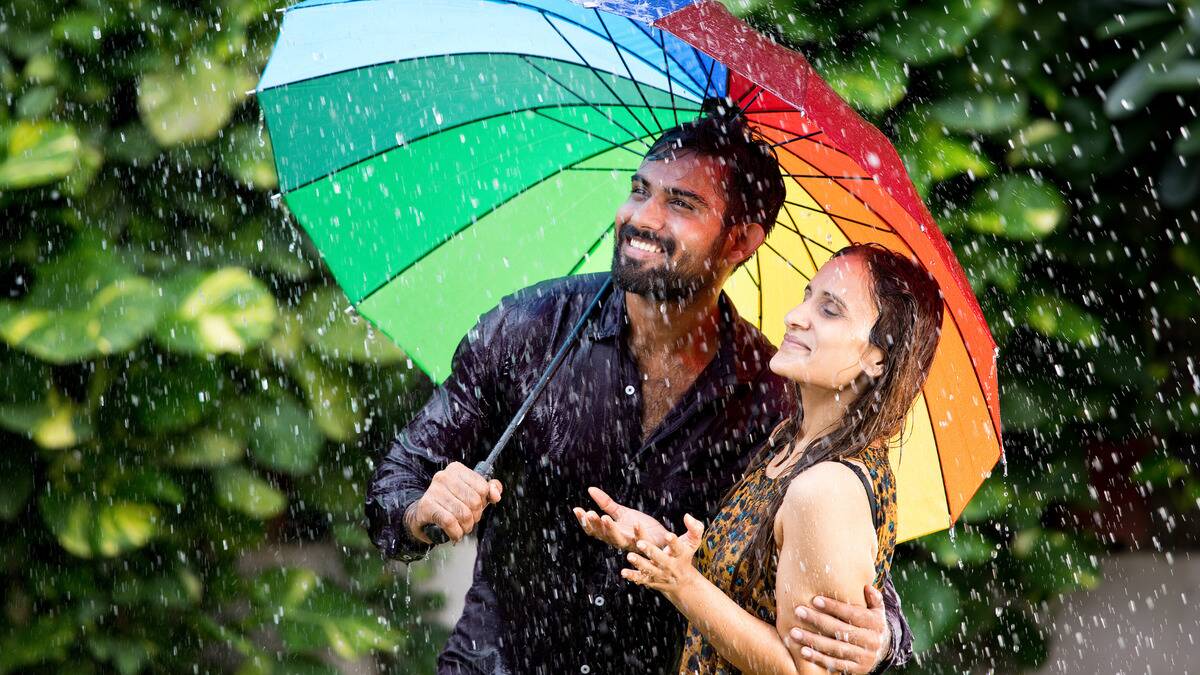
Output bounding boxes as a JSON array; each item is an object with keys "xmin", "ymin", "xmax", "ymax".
[{"xmin": 629, "ymin": 238, "xmax": 663, "ymax": 253}]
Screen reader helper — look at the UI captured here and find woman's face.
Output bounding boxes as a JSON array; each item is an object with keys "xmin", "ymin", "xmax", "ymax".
[{"xmin": 769, "ymin": 254, "xmax": 885, "ymax": 391}]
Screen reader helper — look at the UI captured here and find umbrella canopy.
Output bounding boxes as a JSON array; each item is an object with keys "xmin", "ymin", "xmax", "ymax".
[{"xmin": 257, "ymin": 0, "xmax": 1001, "ymax": 541}]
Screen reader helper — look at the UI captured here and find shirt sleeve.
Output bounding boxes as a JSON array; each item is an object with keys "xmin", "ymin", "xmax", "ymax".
[
  {"xmin": 871, "ymin": 571, "xmax": 913, "ymax": 672},
  {"xmin": 364, "ymin": 306, "xmax": 508, "ymax": 562}
]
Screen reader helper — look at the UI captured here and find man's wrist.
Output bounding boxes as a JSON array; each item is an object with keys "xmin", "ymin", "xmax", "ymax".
[{"xmin": 402, "ymin": 501, "xmax": 422, "ymax": 539}]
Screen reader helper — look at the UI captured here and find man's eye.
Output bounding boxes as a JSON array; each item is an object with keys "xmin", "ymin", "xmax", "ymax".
[{"xmin": 671, "ymin": 199, "xmax": 693, "ymax": 210}]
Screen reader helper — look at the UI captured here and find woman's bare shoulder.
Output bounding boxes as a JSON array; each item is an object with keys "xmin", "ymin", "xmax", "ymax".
[{"xmin": 777, "ymin": 461, "xmax": 874, "ymax": 538}]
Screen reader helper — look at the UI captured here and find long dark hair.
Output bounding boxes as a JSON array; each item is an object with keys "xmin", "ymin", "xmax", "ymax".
[{"xmin": 735, "ymin": 243, "xmax": 945, "ymax": 595}]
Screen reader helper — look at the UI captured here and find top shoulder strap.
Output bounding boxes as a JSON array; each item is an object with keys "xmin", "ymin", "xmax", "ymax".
[{"xmin": 836, "ymin": 459, "xmax": 880, "ymax": 532}]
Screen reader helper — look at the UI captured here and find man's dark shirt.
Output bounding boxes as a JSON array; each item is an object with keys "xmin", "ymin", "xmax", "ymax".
[{"xmin": 366, "ymin": 273, "xmax": 913, "ymax": 674}]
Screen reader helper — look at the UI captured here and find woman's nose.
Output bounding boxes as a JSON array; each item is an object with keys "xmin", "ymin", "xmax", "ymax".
[{"xmin": 784, "ymin": 301, "xmax": 811, "ymax": 330}]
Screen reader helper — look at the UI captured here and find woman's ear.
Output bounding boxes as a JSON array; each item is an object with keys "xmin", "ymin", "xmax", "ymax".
[{"xmin": 862, "ymin": 344, "xmax": 886, "ymax": 379}]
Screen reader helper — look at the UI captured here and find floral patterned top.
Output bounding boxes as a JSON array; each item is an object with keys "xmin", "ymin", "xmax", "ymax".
[{"xmin": 678, "ymin": 443, "xmax": 898, "ymax": 674}]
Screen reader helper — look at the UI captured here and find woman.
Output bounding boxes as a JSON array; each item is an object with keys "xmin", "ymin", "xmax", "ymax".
[{"xmin": 575, "ymin": 243, "xmax": 943, "ymax": 673}]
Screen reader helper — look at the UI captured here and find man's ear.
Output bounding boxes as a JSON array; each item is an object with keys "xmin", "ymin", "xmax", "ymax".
[{"xmin": 727, "ymin": 222, "xmax": 766, "ymax": 266}]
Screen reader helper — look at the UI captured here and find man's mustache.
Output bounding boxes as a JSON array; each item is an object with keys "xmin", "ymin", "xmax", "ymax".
[{"xmin": 618, "ymin": 222, "xmax": 677, "ymax": 257}]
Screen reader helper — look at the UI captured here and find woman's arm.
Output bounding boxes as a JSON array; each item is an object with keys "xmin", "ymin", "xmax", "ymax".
[
  {"xmin": 621, "ymin": 462, "xmax": 878, "ymax": 675},
  {"xmin": 623, "ymin": 516, "xmax": 801, "ymax": 675},
  {"xmin": 774, "ymin": 463, "xmax": 879, "ymax": 674}
]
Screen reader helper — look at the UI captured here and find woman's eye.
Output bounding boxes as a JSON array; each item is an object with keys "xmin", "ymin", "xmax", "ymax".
[
  {"xmin": 821, "ymin": 303, "xmax": 839, "ymax": 317},
  {"xmin": 671, "ymin": 199, "xmax": 692, "ymax": 210}
]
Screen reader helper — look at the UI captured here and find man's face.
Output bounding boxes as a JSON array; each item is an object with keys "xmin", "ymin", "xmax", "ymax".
[{"xmin": 611, "ymin": 151, "xmax": 733, "ymax": 301}]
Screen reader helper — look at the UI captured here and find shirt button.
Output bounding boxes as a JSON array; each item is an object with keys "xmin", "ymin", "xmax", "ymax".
[
  {"xmin": 624, "ymin": 385, "xmax": 635, "ymax": 395},
  {"xmin": 594, "ymin": 596, "xmax": 605, "ymax": 607},
  {"xmin": 580, "ymin": 666, "xmax": 591, "ymax": 674}
]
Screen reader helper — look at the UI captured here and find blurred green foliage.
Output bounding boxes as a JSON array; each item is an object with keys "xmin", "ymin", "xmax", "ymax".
[
  {"xmin": 725, "ymin": 0, "xmax": 1199, "ymax": 671},
  {"xmin": 1, "ymin": 0, "xmax": 1197, "ymax": 672},
  {"xmin": 0, "ymin": 0, "xmax": 443, "ymax": 672}
]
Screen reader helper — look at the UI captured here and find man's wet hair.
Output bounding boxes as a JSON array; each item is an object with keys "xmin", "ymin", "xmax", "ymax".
[{"xmin": 643, "ymin": 100, "xmax": 786, "ymax": 237}]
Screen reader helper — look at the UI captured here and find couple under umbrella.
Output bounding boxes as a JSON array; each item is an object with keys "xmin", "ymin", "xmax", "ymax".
[{"xmin": 257, "ymin": 1, "xmax": 1002, "ymax": 672}]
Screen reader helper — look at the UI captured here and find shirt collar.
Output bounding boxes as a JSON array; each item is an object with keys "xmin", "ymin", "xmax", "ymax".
[{"xmin": 588, "ymin": 281, "xmax": 765, "ymax": 387}]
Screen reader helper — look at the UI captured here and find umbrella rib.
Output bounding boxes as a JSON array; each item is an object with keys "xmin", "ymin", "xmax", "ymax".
[
  {"xmin": 785, "ymin": 200, "xmax": 895, "ymax": 236},
  {"xmin": 636, "ymin": 22, "xmax": 709, "ymax": 95},
  {"xmin": 520, "ymin": 56, "xmax": 652, "ymax": 150},
  {"xmin": 768, "ymin": 131, "xmax": 824, "ymax": 149},
  {"xmin": 753, "ymin": 118, "xmax": 855, "ymax": 158},
  {"xmin": 761, "ymin": 240, "xmax": 812, "ymax": 281},
  {"xmin": 281, "ymin": 102, "xmax": 646, "ymax": 195},
  {"xmin": 354, "ymin": 133, "xmax": 654, "ymax": 307},
  {"xmin": 594, "ymin": 10, "xmax": 664, "ymax": 133},
  {"xmin": 919, "ymin": 389, "xmax": 954, "ymax": 529},
  {"xmin": 783, "ymin": 174, "xmax": 875, "ymax": 180},
  {"xmin": 699, "ymin": 53, "xmax": 718, "ymax": 100},
  {"xmin": 655, "ymin": 30, "xmax": 680, "ymax": 127},
  {"xmin": 530, "ymin": 108, "xmax": 646, "ymax": 158},
  {"xmin": 780, "ymin": 204, "xmax": 821, "ymax": 270},
  {"xmin": 569, "ymin": 221, "xmax": 616, "ymax": 275},
  {"xmin": 540, "ymin": 12, "xmax": 657, "ymax": 140}
]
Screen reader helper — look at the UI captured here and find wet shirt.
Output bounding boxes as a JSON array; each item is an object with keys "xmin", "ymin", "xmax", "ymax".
[{"xmin": 366, "ymin": 273, "xmax": 911, "ymax": 674}]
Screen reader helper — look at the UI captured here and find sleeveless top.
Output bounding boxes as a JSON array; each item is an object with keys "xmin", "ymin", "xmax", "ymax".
[{"xmin": 678, "ymin": 443, "xmax": 898, "ymax": 674}]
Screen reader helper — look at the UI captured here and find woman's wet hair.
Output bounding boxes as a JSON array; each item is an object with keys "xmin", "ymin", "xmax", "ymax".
[
  {"xmin": 732, "ymin": 243, "xmax": 944, "ymax": 597},
  {"xmin": 643, "ymin": 100, "xmax": 786, "ymax": 235}
]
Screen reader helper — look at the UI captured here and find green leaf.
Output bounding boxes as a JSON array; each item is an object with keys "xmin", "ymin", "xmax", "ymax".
[
  {"xmin": 0, "ymin": 121, "xmax": 81, "ymax": 188},
  {"xmin": 929, "ymin": 92, "xmax": 1028, "ymax": 134},
  {"xmin": 248, "ymin": 393, "xmax": 323, "ymax": 475},
  {"xmin": 256, "ymin": 569, "xmax": 404, "ymax": 660},
  {"xmin": 155, "ymin": 267, "xmax": 277, "ymax": 355},
  {"xmin": 168, "ymin": 428, "xmax": 245, "ymax": 467},
  {"xmin": 0, "ymin": 353, "xmax": 94, "ymax": 448},
  {"xmin": 299, "ymin": 287, "xmax": 406, "ymax": 364},
  {"xmin": 821, "ymin": 48, "xmax": 908, "ymax": 113},
  {"xmin": 880, "ymin": 0, "xmax": 1001, "ymax": 65},
  {"xmin": 87, "ymin": 635, "xmax": 158, "ymax": 675},
  {"xmin": 0, "ymin": 614, "xmax": 77, "ymax": 673},
  {"xmin": 1104, "ymin": 31, "xmax": 1195, "ymax": 119},
  {"xmin": 0, "ymin": 246, "xmax": 165, "ymax": 363},
  {"xmin": 0, "ymin": 451, "xmax": 35, "ymax": 520},
  {"xmin": 959, "ymin": 479, "xmax": 1012, "ymax": 523},
  {"xmin": 124, "ymin": 359, "xmax": 223, "ymax": 434},
  {"xmin": 213, "ymin": 465, "xmax": 286, "ymax": 519},
  {"xmin": 39, "ymin": 494, "xmax": 160, "ymax": 559},
  {"xmin": 893, "ymin": 563, "xmax": 961, "ymax": 653},
  {"xmin": 290, "ymin": 353, "xmax": 363, "ymax": 442},
  {"xmin": 137, "ymin": 58, "xmax": 253, "ymax": 147},
  {"xmin": 965, "ymin": 176, "xmax": 1066, "ymax": 240},
  {"xmin": 917, "ymin": 529, "xmax": 997, "ymax": 566},
  {"xmin": 1021, "ymin": 294, "xmax": 1102, "ymax": 345},
  {"xmin": 220, "ymin": 125, "xmax": 277, "ymax": 190}
]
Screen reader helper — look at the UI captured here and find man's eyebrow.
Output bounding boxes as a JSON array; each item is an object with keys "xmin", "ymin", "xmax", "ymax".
[
  {"xmin": 665, "ymin": 187, "xmax": 708, "ymax": 207},
  {"xmin": 628, "ymin": 174, "xmax": 709, "ymax": 208}
]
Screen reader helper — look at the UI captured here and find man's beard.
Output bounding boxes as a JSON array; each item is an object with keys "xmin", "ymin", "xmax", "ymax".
[{"xmin": 610, "ymin": 222, "xmax": 723, "ymax": 302}]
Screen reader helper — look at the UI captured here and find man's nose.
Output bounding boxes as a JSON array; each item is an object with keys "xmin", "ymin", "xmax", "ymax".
[{"xmin": 629, "ymin": 199, "xmax": 666, "ymax": 231}]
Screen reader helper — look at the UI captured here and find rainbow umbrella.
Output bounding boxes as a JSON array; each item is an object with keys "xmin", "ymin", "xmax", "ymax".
[{"xmin": 257, "ymin": 0, "xmax": 1001, "ymax": 541}]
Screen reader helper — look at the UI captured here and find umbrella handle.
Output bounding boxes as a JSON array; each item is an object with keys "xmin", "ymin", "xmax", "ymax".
[{"xmin": 416, "ymin": 276, "xmax": 613, "ymax": 548}]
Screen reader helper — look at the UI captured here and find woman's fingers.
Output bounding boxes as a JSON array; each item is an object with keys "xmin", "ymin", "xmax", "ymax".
[
  {"xmin": 620, "ymin": 567, "xmax": 649, "ymax": 587},
  {"xmin": 636, "ymin": 539, "xmax": 674, "ymax": 567},
  {"xmin": 626, "ymin": 551, "xmax": 658, "ymax": 576}
]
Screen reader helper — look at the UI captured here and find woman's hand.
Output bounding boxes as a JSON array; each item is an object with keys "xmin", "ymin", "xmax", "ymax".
[
  {"xmin": 620, "ymin": 514, "xmax": 705, "ymax": 601},
  {"xmin": 572, "ymin": 487, "xmax": 671, "ymax": 551}
]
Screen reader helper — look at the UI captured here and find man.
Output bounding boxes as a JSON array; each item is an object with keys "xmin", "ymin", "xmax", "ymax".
[{"xmin": 366, "ymin": 110, "xmax": 913, "ymax": 674}]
